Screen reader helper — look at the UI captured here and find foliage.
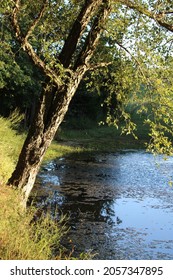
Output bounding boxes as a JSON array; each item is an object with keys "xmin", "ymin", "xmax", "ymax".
[
  {"xmin": 100, "ymin": 1, "xmax": 173, "ymax": 154},
  {"xmin": 73, "ymin": 0, "xmax": 173, "ymax": 155},
  {"xmin": 1, "ymin": 0, "xmax": 173, "ymax": 154},
  {"xmin": 0, "ymin": 4, "xmax": 43, "ymax": 118}
]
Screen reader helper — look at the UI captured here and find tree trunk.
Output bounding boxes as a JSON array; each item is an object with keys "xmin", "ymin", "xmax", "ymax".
[
  {"xmin": 7, "ymin": 70, "xmax": 87, "ymax": 206},
  {"xmin": 8, "ymin": 0, "xmax": 110, "ymax": 206}
]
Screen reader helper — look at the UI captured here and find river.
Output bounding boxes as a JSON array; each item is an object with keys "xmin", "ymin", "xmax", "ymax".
[{"xmin": 33, "ymin": 150, "xmax": 173, "ymax": 259}]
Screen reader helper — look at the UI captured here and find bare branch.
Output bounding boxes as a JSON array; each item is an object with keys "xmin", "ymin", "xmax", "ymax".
[{"xmin": 89, "ymin": 61, "xmax": 112, "ymax": 70}]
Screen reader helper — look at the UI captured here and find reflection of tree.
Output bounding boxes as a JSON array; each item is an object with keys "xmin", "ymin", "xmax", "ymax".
[{"xmin": 32, "ymin": 153, "xmax": 122, "ymax": 250}]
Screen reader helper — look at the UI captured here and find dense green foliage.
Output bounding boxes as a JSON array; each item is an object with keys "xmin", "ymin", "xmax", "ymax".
[{"xmin": 0, "ymin": 0, "xmax": 173, "ymax": 153}]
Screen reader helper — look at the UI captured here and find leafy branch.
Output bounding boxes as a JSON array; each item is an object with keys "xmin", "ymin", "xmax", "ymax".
[
  {"xmin": 118, "ymin": 0, "xmax": 173, "ymax": 33},
  {"xmin": 11, "ymin": 0, "xmax": 62, "ymax": 86}
]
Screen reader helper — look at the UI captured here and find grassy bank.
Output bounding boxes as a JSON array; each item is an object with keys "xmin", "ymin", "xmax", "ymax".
[
  {"xmin": 57, "ymin": 117, "xmax": 150, "ymax": 152},
  {"xmin": 0, "ymin": 116, "xmax": 86, "ymax": 260},
  {"xmin": 0, "ymin": 185, "xmax": 67, "ymax": 259},
  {"xmin": 0, "ymin": 116, "xmax": 25, "ymax": 183}
]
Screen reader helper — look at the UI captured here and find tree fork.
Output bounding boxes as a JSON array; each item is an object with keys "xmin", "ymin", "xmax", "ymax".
[
  {"xmin": 8, "ymin": 0, "xmax": 110, "ymax": 206},
  {"xmin": 58, "ymin": 0, "xmax": 103, "ymax": 68}
]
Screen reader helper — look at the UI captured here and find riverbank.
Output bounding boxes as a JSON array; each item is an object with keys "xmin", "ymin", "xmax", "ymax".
[
  {"xmin": 56, "ymin": 125, "xmax": 148, "ymax": 152},
  {"xmin": 0, "ymin": 115, "xmax": 149, "ymax": 259},
  {"xmin": 54, "ymin": 109, "xmax": 150, "ymax": 152},
  {"xmin": 0, "ymin": 116, "xmax": 88, "ymax": 260}
]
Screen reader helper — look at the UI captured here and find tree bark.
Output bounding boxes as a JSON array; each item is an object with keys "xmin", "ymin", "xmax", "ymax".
[
  {"xmin": 8, "ymin": 0, "xmax": 110, "ymax": 206},
  {"xmin": 8, "ymin": 82, "xmax": 82, "ymax": 206}
]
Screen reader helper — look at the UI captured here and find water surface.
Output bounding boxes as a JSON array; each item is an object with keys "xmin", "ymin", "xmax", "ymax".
[{"xmin": 34, "ymin": 150, "xmax": 173, "ymax": 259}]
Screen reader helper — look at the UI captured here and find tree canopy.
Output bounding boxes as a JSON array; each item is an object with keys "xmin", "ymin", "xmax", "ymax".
[{"xmin": 1, "ymin": 1, "xmax": 172, "ymax": 151}]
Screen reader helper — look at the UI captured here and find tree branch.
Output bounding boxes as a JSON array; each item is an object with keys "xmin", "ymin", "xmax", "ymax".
[
  {"xmin": 73, "ymin": 0, "xmax": 111, "ymax": 72},
  {"xmin": 115, "ymin": 40, "xmax": 152, "ymax": 86},
  {"xmin": 58, "ymin": 0, "xmax": 103, "ymax": 68},
  {"xmin": 89, "ymin": 61, "xmax": 112, "ymax": 70},
  {"xmin": 11, "ymin": 0, "xmax": 62, "ymax": 86},
  {"xmin": 25, "ymin": 0, "xmax": 48, "ymax": 42},
  {"xmin": 158, "ymin": 11, "xmax": 173, "ymax": 15},
  {"xmin": 118, "ymin": 0, "xmax": 173, "ymax": 33},
  {"xmin": 11, "ymin": 0, "xmax": 23, "ymax": 41}
]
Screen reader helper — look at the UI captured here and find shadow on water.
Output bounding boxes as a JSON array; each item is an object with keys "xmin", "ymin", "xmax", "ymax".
[{"xmin": 32, "ymin": 150, "xmax": 173, "ymax": 259}]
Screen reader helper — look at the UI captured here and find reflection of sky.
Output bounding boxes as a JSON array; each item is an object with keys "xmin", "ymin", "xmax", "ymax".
[
  {"xmin": 109, "ymin": 151, "xmax": 173, "ymax": 189},
  {"xmin": 113, "ymin": 197, "xmax": 173, "ymax": 241},
  {"xmin": 39, "ymin": 174, "xmax": 60, "ymax": 185}
]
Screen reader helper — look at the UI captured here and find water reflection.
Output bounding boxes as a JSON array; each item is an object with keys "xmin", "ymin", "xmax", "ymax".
[{"xmin": 33, "ymin": 150, "xmax": 173, "ymax": 259}]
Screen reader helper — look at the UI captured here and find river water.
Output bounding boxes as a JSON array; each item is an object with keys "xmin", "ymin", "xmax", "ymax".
[{"xmin": 33, "ymin": 150, "xmax": 173, "ymax": 259}]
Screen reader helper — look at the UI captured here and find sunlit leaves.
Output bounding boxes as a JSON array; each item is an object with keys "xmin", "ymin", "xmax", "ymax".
[{"xmin": 1, "ymin": 0, "xmax": 173, "ymax": 154}]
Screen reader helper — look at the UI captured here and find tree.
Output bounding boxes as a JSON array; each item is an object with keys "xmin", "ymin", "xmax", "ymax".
[
  {"xmin": 2, "ymin": 0, "xmax": 172, "ymax": 206},
  {"xmin": 6, "ymin": 0, "xmax": 110, "ymax": 206}
]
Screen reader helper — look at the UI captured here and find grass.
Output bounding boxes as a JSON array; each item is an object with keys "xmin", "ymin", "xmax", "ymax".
[
  {"xmin": 0, "ymin": 116, "xmax": 25, "ymax": 183},
  {"xmin": 0, "ymin": 116, "xmax": 88, "ymax": 260},
  {"xmin": 44, "ymin": 141, "xmax": 83, "ymax": 161},
  {"xmin": 57, "ymin": 117, "xmax": 150, "ymax": 152},
  {"xmin": 0, "ymin": 185, "xmax": 67, "ymax": 260}
]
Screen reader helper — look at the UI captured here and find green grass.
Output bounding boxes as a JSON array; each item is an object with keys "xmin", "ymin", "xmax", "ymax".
[
  {"xmin": 0, "ymin": 185, "xmax": 68, "ymax": 260},
  {"xmin": 0, "ymin": 116, "xmax": 25, "ymax": 183},
  {"xmin": 58, "ymin": 119, "xmax": 150, "ymax": 152},
  {"xmin": 0, "ymin": 116, "xmax": 89, "ymax": 260},
  {"xmin": 45, "ymin": 141, "xmax": 83, "ymax": 161}
]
